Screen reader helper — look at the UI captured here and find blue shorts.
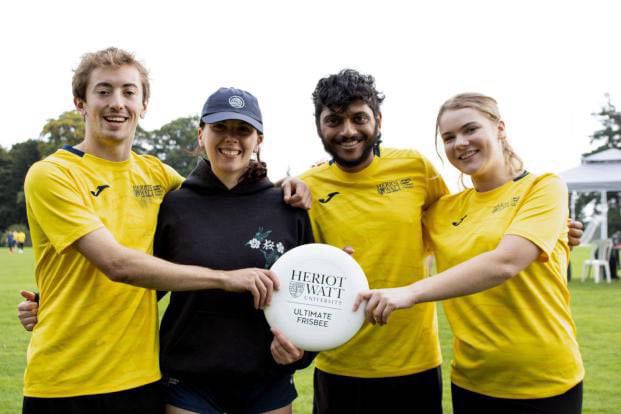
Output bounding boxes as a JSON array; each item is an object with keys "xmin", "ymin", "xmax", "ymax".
[{"xmin": 162, "ymin": 375, "xmax": 297, "ymax": 414}]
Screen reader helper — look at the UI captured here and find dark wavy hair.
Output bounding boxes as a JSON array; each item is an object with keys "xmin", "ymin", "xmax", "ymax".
[
  {"xmin": 198, "ymin": 121, "xmax": 267, "ymax": 183},
  {"xmin": 312, "ymin": 69, "xmax": 385, "ymax": 126}
]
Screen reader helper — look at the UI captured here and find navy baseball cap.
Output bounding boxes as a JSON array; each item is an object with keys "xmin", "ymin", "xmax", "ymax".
[{"xmin": 201, "ymin": 87, "xmax": 263, "ymax": 133}]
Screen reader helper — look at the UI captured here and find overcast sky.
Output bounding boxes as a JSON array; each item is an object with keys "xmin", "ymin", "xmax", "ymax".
[{"xmin": 3, "ymin": 0, "xmax": 620, "ymax": 190}]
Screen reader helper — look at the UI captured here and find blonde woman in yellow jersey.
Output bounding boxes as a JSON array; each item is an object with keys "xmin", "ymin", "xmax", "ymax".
[{"xmin": 355, "ymin": 93, "xmax": 584, "ymax": 413}]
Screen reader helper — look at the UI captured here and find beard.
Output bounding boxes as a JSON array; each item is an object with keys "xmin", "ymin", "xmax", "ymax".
[{"xmin": 321, "ymin": 126, "xmax": 381, "ymax": 169}]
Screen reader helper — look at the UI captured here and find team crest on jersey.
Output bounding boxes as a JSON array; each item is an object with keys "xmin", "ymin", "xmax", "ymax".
[
  {"xmin": 376, "ymin": 177, "xmax": 414, "ymax": 195},
  {"xmin": 492, "ymin": 196, "xmax": 521, "ymax": 213},
  {"xmin": 245, "ymin": 227, "xmax": 286, "ymax": 268},
  {"xmin": 133, "ymin": 184, "xmax": 164, "ymax": 199}
]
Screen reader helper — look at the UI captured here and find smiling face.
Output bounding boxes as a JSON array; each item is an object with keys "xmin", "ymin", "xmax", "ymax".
[
  {"xmin": 74, "ymin": 64, "xmax": 146, "ymax": 148},
  {"xmin": 317, "ymin": 100, "xmax": 381, "ymax": 172},
  {"xmin": 439, "ymin": 107, "xmax": 509, "ymax": 189},
  {"xmin": 199, "ymin": 119, "xmax": 262, "ymax": 188}
]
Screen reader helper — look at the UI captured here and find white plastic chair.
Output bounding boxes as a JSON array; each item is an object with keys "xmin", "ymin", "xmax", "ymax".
[{"xmin": 581, "ymin": 239, "xmax": 613, "ymax": 283}]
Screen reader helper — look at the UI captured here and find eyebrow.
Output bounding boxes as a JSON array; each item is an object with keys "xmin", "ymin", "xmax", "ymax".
[
  {"xmin": 441, "ymin": 121, "xmax": 480, "ymax": 138},
  {"xmin": 323, "ymin": 112, "xmax": 342, "ymax": 120},
  {"xmin": 461, "ymin": 121, "xmax": 478, "ymax": 130},
  {"xmin": 93, "ymin": 82, "xmax": 139, "ymax": 89}
]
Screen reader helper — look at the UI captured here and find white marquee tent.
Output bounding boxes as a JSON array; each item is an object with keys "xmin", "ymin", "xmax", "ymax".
[{"xmin": 559, "ymin": 148, "xmax": 621, "ymax": 240}]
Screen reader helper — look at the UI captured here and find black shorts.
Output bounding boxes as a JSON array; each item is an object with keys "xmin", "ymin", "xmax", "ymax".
[
  {"xmin": 451, "ymin": 381, "xmax": 583, "ymax": 414},
  {"xmin": 313, "ymin": 366, "xmax": 443, "ymax": 414},
  {"xmin": 22, "ymin": 381, "xmax": 163, "ymax": 414},
  {"xmin": 162, "ymin": 374, "xmax": 297, "ymax": 414}
]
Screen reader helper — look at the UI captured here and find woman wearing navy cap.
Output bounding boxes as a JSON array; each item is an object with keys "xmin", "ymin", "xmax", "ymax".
[{"xmin": 155, "ymin": 87, "xmax": 315, "ymax": 414}]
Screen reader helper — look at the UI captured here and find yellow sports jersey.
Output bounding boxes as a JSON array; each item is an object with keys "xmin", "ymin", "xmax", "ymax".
[
  {"xmin": 423, "ymin": 172, "xmax": 584, "ymax": 399},
  {"xmin": 15, "ymin": 231, "xmax": 26, "ymax": 243},
  {"xmin": 300, "ymin": 148, "xmax": 448, "ymax": 377},
  {"xmin": 23, "ymin": 147, "xmax": 183, "ymax": 397}
]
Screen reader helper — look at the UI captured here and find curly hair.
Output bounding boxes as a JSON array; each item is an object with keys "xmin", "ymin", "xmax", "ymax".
[{"xmin": 312, "ymin": 69, "xmax": 385, "ymax": 126}]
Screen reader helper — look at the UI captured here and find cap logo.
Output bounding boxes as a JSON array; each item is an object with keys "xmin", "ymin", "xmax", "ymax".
[{"xmin": 228, "ymin": 96, "xmax": 245, "ymax": 109}]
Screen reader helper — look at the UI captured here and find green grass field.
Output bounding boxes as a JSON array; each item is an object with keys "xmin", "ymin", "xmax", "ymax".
[{"xmin": 1, "ymin": 247, "xmax": 620, "ymax": 413}]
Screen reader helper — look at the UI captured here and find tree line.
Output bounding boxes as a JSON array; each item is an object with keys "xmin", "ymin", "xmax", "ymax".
[
  {"xmin": 1, "ymin": 112, "xmax": 199, "ymax": 246},
  {"xmin": 2, "ymin": 96, "xmax": 620, "ymax": 246}
]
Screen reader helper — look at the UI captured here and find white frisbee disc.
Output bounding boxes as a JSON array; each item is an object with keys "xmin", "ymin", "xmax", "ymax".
[{"xmin": 264, "ymin": 243, "xmax": 368, "ymax": 351}]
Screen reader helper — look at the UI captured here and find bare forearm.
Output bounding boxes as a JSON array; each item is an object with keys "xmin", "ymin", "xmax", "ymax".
[
  {"xmin": 100, "ymin": 246, "xmax": 228, "ymax": 291},
  {"xmin": 355, "ymin": 235, "xmax": 542, "ymax": 325},
  {"xmin": 410, "ymin": 251, "xmax": 514, "ymax": 304},
  {"xmin": 411, "ymin": 235, "xmax": 540, "ymax": 304},
  {"xmin": 74, "ymin": 228, "xmax": 228, "ymax": 291}
]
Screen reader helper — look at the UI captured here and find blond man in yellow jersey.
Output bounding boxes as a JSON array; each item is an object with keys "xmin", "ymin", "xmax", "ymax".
[
  {"xmin": 357, "ymin": 93, "xmax": 584, "ymax": 413},
  {"xmin": 20, "ymin": 48, "xmax": 310, "ymax": 414}
]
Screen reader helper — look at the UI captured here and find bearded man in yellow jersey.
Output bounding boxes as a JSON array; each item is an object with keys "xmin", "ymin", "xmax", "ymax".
[
  {"xmin": 300, "ymin": 69, "xmax": 448, "ymax": 414},
  {"xmin": 20, "ymin": 47, "xmax": 310, "ymax": 414}
]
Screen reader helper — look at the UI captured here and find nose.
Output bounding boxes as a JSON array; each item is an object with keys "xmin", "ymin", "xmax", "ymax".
[
  {"xmin": 340, "ymin": 119, "xmax": 356, "ymax": 137},
  {"xmin": 109, "ymin": 90, "xmax": 125, "ymax": 110},
  {"xmin": 223, "ymin": 132, "xmax": 239, "ymax": 142},
  {"xmin": 455, "ymin": 134, "xmax": 469, "ymax": 147}
]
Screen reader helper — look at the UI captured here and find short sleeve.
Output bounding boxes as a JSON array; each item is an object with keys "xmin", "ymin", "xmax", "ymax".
[
  {"xmin": 422, "ymin": 156, "xmax": 449, "ymax": 210},
  {"xmin": 506, "ymin": 174, "xmax": 568, "ymax": 260},
  {"xmin": 162, "ymin": 163, "xmax": 184, "ymax": 191},
  {"xmin": 25, "ymin": 161, "xmax": 103, "ymax": 253}
]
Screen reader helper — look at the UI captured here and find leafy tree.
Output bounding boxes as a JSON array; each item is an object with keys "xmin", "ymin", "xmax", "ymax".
[
  {"xmin": 146, "ymin": 116, "xmax": 199, "ymax": 176},
  {"xmin": 131, "ymin": 125, "xmax": 152, "ymax": 154},
  {"xmin": 589, "ymin": 93, "xmax": 621, "ymax": 154},
  {"xmin": 3, "ymin": 113, "xmax": 200, "ymax": 232},
  {"xmin": 38, "ymin": 111, "xmax": 155, "ymax": 156},
  {"xmin": 9, "ymin": 140, "xmax": 41, "ymax": 226},
  {"xmin": 38, "ymin": 111, "xmax": 85, "ymax": 156},
  {"xmin": 0, "ymin": 147, "xmax": 14, "ymax": 230}
]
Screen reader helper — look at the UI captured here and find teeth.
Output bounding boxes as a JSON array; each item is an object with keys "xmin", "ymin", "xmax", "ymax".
[
  {"xmin": 105, "ymin": 117, "xmax": 126, "ymax": 122},
  {"xmin": 459, "ymin": 150, "xmax": 477, "ymax": 160},
  {"xmin": 341, "ymin": 141, "xmax": 360, "ymax": 149},
  {"xmin": 219, "ymin": 149, "xmax": 241, "ymax": 156}
]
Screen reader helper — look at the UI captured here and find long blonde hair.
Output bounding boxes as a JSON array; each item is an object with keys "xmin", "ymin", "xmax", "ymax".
[{"xmin": 435, "ymin": 93, "xmax": 523, "ymax": 180}]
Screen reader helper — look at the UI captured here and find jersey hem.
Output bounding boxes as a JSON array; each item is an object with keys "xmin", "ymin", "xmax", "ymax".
[
  {"xmin": 315, "ymin": 359, "xmax": 443, "ymax": 379},
  {"xmin": 23, "ymin": 373, "xmax": 162, "ymax": 398},
  {"xmin": 450, "ymin": 373, "xmax": 585, "ymax": 400}
]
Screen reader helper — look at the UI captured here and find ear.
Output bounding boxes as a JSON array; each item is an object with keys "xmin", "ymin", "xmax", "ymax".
[
  {"xmin": 197, "ymin": 127, "xmax": 205, "ymax": 150},
  {"xmin": 74, "ymin": 97, "xmax": 86, "ymax": 116},
  {"xmin": 497, "ymin": 119, "xmax": 506, "ymax": 139},
  {"xmin": 140, "ymin": 100, "xmax": 148, "ymax": 119},
  {"xmin": 255, "ymin": 134, "xmax": 264, "ymax": 152},
  {"xmin": 376, "ymin": 111, "xmax": 383, "ymax": 130}
]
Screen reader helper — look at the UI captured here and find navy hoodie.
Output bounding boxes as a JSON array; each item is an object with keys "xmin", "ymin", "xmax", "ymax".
[{"xmin": 155, "ymin": 159, "xmax": 314, "ymax": 384}]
